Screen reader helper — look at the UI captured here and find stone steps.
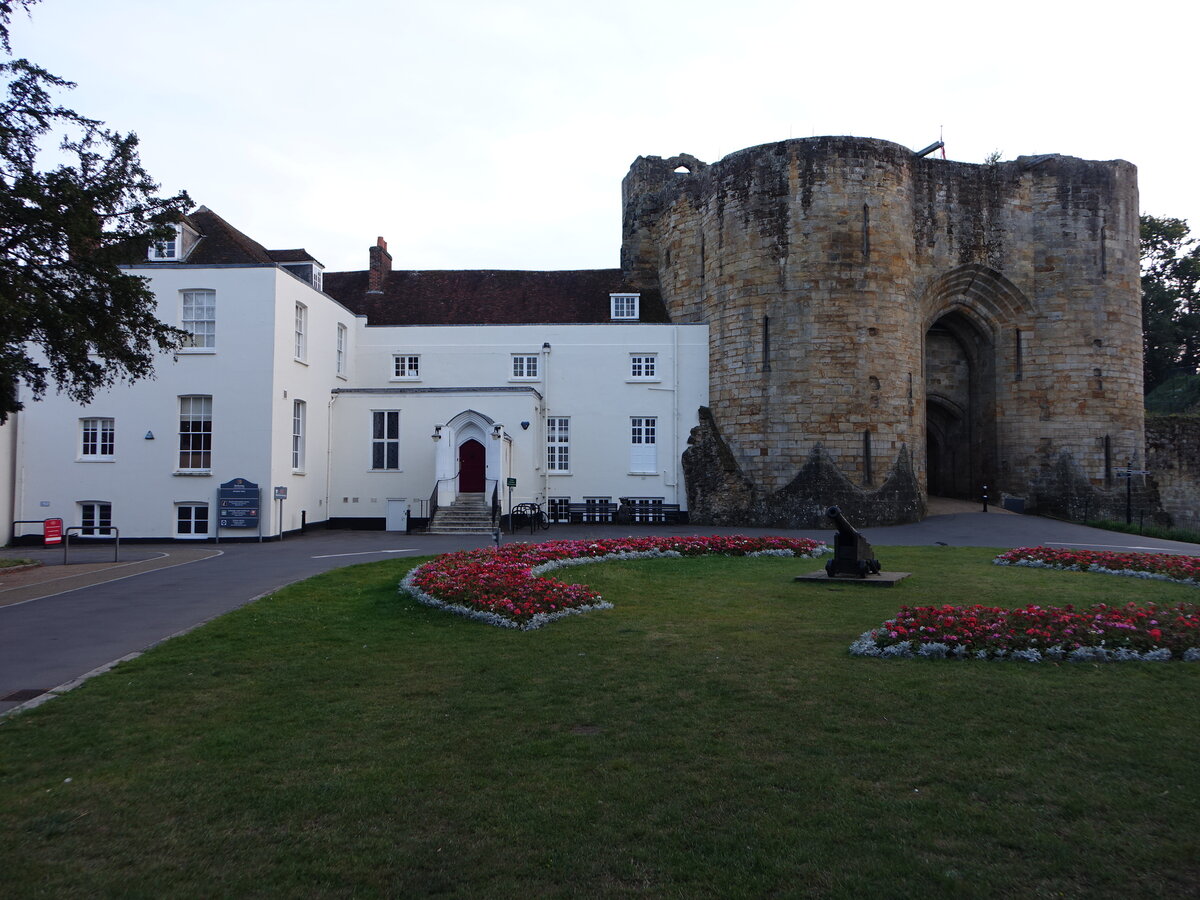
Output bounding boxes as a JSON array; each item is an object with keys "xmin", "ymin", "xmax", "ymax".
[{"xmin": 427, "ymin": 494, "xmax": 496, "ymax": 534}]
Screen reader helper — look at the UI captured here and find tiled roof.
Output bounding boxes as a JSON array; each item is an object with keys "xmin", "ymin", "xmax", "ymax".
[
  {"xmin": 268, "ymin": 248, "xmax": 321, "ymax": 264},
  {"xmin": 183, "ymin": 207, "xmax": 277, "ymax": 264},
  {"xmin": 322, "ymin": 268, "xmax": 667, "ymax": 326}
]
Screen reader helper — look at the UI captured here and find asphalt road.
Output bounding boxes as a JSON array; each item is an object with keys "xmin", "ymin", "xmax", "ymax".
[{"xmin": 3, "ymin": 511, "xmax": 1198, "ymax": 716}]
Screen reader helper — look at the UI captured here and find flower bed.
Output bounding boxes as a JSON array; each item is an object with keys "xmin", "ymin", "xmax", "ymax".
[
  {"xmin": 994, "ymin": 546, "xmax": 1200, "ymax": 586},
  {"xmin": 850, "ymin": 602, "xmax": 1200, "ymax": 662},
  {"xmin": 401, "ymin": 535, "xmax": 829, "ymax": 630}
]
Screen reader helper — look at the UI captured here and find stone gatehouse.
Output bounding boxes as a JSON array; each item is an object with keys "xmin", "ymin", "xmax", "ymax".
[{"xmin": 620, "ymin": 137, "xmax": 1151, "ymax": 526}]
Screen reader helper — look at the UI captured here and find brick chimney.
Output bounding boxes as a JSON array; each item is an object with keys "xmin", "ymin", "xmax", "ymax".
[{"xmin": 367, "ymin": 236, "xmax": 392, "ymax": 293}]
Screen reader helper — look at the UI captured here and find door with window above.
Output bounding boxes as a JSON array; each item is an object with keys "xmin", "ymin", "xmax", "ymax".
[{"xmin": 458, "ymin": 439, "xmax": 485, "ymax": 492}]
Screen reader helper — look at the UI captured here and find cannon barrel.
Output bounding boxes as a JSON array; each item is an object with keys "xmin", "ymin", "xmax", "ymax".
[
  {"xmin": 826, "ymin": 505, "xmax": 860, "ymax": 539},
  {"xmin": 824, "ymin": 505, "xmax": 882, "ymax": 578}
]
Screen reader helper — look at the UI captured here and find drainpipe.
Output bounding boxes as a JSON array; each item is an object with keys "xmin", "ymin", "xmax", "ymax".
[
  {"xmin": 325, "ymin": 393, "xmax": 338, "ymax": 519},
  {"xmin": 671, "ymin": 327, "xmax": 679, "ymax": 496},
  {"xmin": 647, "ymin": 329, "xmax": 681, "ymax": 500},
  {"xmin": 541, "ymin": 341, "xmax": 551, "ymax": 505}
]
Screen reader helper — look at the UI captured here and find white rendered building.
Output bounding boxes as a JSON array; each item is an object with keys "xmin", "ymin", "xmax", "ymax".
[{"xmin": 5, "ymin": 210, "xmax": 707, "ymax": 541}]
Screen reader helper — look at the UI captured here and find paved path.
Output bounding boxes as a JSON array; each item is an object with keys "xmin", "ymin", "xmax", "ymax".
[{"xmin": 2, "ymin": 509, "xmax": 1198, "ymax": 716}]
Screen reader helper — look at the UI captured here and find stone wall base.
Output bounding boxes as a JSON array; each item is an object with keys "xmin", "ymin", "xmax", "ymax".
[
  {"xmin": 682, "ymin": 407, "xmax": 925, "ymax": 528},
  {"xmin": 1027, "ymin": 450, "xmax": 1163, "ymax": 526},
  {"xmin": 1146, "ymin": 415, "xmax": 1200, "ymax": 530}
]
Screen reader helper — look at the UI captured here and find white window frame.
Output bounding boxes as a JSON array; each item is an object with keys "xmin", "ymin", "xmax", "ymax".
[
  {"xmin": 148, "ymin": 226, "xmax": 180, "ymax": 261},
  {"xmin": 180, "ymin": 289, "xmax": 216, "ymax": 351},
  {"xmin": 175, "ymin": 503, "xmax": 209, "ymax": 538},
  {"xmin": 546, "ymin": 416, "xmax": 570, "ymax": 472},
  {"xmin": 610, "ymin": 293, "xmax": 640, "ymax": 320},
  {"xmin": 79, "ymin": 501, "xmax": 112, "ymax": 536},
  {"xmin": 336, "ymin": 323, "xmax": 347, "ymax": 376},
  {"xmin": 391, "ymin": 354, "xmax": 420, "ymax": 381},
  {"xmin": 547, "ymin": 496, "xmax": 571, "ymax": 524},
  {"xmin": 511, "ymin": 354, "xmax": 539, "ymax": 380},
  {"xmin": 292, "ymin": 400, "xmax": 306, "ymax": 472},
  {"xmin": 294, "ymin": 302, "xmax": 308, "ymax": 361},
  {"xmin": 584, "ymin": 496, "xmax": 613, "ymax": 523},
  {"xmin": 80, "ymin": 417, "xmax": 115, "ymax": 460},
  {"xmin": 371, "ymin": 410, "xmax": 401, "ymax": 471},
  {"xmin": 630, "ymin": 416, "xmax": 657, "ymax": 473},
  {"xmin": 178, "ymin": 395, "xmax": 212, "ymax": 472},
  {"xmin": 627, "ymin": 496, "xmax": 666, "ymax": 523},
  {"xmin": 629, "ymin": 353, "xmax": 658, "ymax": 381}
]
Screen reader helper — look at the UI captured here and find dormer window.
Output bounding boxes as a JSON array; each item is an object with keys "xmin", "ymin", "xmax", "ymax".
[
  {"xmin": 147, "ymin": 222, "xmax": 199, "ymax": 262},
  {"xmin": 610, "ymin": 293, "xmax": 640, "ymax": 320},
  {"xmin": 281, "ymin": 262, "xmax": 324, "ymax": 291},
  {"xmin": 149, "ymin": 227, "xmax": 180, "ymax": 261}
]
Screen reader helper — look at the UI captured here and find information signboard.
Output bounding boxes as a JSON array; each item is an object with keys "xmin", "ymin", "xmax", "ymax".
[
  {"xmin": 43, "ymin": 518, "xmax": 63, "ymax": 545},
  {"xmin": 218, "ymin": 478, "xmax": 260, "ymax": 528}
]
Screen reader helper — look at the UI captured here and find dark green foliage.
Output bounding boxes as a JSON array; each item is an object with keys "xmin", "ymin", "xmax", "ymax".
[
  {"xmin": 1144, "ymin": 373, "xmax": 1200, "ymax": 414},
  {"xmin": 0, "ymin": 0, "xmax": 190, "ymax": 422},
  {"xmin": 1141, "ymin": 214, "xmax": 1200, "ymax": 393},
  {"xmin": 1084, "ymin": 515, "xmax": 1200, "ymax": 545}
]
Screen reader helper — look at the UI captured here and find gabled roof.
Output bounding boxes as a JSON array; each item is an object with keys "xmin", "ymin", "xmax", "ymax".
[{"xmin": 322, "ymin": 268, "xmax": 667, "ymax": 326}]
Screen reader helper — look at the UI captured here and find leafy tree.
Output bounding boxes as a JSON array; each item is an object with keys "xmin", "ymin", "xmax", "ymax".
[
  {"xmin": 1141, "ymin": 214, "xmax": 1200, "ymax": 393},
  {"xmin": 0, "ymin": 0, "xmax": 190, "ymax": 422}
]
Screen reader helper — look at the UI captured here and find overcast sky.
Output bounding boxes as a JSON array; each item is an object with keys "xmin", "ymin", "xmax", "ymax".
[{"xmin": 10, "ymin": 0, "xmax": 1197, "ymax": 273}]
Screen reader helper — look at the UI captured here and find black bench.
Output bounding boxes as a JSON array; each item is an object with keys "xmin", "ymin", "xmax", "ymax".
[
  {"xmin": 566, "ymin": 502, "xmax": 619, "ymax": 524},
  {"xmin": 619, "ymin": 502, "xmax": 682, "ymax": 525}
]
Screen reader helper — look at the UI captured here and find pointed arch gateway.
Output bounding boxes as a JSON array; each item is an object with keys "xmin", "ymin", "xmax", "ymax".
[
  {"xmin": 436, "ymin": 409, "xmax": 502, "ymax": 499},
  {"xmin": 919, "ymin": 265, "xmax": 1034, "ymax": 500}
]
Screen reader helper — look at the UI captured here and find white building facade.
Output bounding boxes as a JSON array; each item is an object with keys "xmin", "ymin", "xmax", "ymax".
[{"xmin": 4, "ymin": 210, "xmax": 708, "ymax": 542}]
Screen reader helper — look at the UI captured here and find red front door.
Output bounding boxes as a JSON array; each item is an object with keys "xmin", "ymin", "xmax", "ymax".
[{"xmin": 458, "ymin": 439, "xmax": 486, "ymax": 492}]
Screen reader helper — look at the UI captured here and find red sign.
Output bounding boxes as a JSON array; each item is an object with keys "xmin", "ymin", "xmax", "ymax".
[{"xmin": 43, "ymin": 517, "xmax": 63, "ymax": 545}]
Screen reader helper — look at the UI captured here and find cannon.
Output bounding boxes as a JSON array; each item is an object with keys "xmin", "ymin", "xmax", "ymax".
[{"xmin": 824, "ymin": 506, "xmax": 882, "ymax": 578}]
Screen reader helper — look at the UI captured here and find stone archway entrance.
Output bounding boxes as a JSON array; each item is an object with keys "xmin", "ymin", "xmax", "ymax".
[{"xmin": 924, "ymin": 311, "xmax": 998, "ymax": 500}]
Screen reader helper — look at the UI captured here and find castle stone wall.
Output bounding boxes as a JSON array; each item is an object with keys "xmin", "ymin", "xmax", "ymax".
[
  {"xmin": 1146, "ymin": 415, "xmax": 1200, "ymax": 530},
  {"xmin": 623, "ymin": 137, "xmax": 1144, "ymax": 526}
]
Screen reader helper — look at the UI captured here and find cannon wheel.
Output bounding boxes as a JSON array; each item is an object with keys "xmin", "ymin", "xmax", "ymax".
[
  {"xmin": 825, "ymin": 560, "xmax": 836, "ymax": 578},
  {"xmin": 857, "ymin": 560, "xmax": 870, "ymax": 578}
]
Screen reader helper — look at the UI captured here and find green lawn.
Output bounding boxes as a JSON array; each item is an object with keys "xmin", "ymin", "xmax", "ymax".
[{"xmin": 1, "ymin": 547, "xmax": 1197, "ymax": 898}]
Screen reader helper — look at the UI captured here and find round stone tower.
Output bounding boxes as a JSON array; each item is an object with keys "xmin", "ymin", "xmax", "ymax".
[{"xmin": 621, "ymin": 136, "xmax": 1145, "ymax": 526}]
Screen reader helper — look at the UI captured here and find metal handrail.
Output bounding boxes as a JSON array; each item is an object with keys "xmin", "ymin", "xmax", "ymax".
[
  {"xmin": 64, "ymin": 526, "xmax": 120, "ymax": 563},
  {"xmin": 10, "ymin": 519, "xmax": 51, "ymax": 542}
]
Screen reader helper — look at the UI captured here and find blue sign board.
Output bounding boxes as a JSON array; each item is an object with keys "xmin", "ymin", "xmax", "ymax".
[{"xmin": 218, "ymin": 477, "xmax": 260, "ymax": 528}]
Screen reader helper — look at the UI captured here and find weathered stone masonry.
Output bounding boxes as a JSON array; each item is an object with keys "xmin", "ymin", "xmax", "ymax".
[
  {"xmin": 1146, "ymin": 415, "xmax": 1200, "ymax": 530},
  {"xmin": 621, "ymin": 137, "xmax": 1147, "ymax": 526}
]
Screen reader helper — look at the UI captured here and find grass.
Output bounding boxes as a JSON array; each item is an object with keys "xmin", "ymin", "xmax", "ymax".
[
  {"xmin": 1, "ymin": 546, "xmax": 1198, "ymax": 897},
  {"xmin": 0, "ymin": 557, "xmax": 35, "ymax": 568},
  {"xmin": 1083, "ymin": 517, "xmax": 1200, "ymax": 546}
]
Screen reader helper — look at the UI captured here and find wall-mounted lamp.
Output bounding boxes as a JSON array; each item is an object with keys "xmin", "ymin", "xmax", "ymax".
[
  {"xmin": 144, "ymin": 431, "xmax": 155, "ymax": 440},
  {"xmin": 491, "ymin": 424, "xmax": 503, "ymax": 439},
  {"xmin": 542, "ymin": 342, "xmax": 551, "ymax": 351},
  {"xmin": 520, "ymin": 421, "xmax": 530, "ymax": 430},
  {"xmin": 432, "ymin": 425, "xmax": 443, "ymax": 441}
]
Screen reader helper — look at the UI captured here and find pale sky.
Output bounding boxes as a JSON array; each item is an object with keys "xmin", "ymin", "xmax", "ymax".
[{"xmin": 10, "ymin": 0, "xmax": 1198, "ymax": 273}]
